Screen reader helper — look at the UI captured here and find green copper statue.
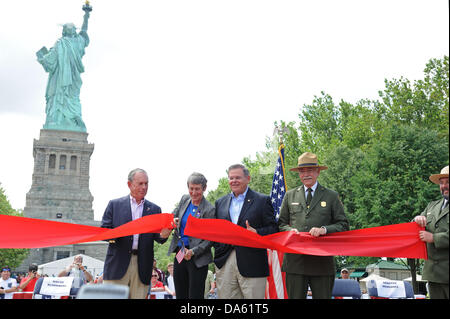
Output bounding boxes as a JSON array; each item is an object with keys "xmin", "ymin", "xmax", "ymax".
[{"xmin": 37, "ymin": 2, "xmax": 93, "ymax": 132}]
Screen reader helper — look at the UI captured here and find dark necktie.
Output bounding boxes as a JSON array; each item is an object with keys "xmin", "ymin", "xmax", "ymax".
[{"xmin": 306, "ymin": 188, "xmax": 313, "ymax": 208}]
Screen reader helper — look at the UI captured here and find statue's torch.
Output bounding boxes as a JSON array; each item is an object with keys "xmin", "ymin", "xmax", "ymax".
[{"xmin": 82, "ymin": 1, "xmax": 92, "ymax": 12}]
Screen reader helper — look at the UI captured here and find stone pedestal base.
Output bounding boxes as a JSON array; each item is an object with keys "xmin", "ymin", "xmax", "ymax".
[
  {"xmin": 17, "ymin": 129, "xmax": 107, "ymax": 272},
  {"xmin": 24, "ymin": 129, "xmax": 95, "ymax": 223}
]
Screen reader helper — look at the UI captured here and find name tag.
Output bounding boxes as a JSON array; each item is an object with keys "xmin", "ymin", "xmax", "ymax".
[{"xmin": 291, "ymin": 202, "xmax": 299, "ymax": 205}]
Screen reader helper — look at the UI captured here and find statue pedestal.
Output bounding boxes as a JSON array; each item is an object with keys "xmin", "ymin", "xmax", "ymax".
[
  {"xmin": 18, "ymin": 129, "xmax": 107, "ymax": 272},
  {"xmin": 24, "ymin": 129, "xmax": 95, "ymax": 223}
]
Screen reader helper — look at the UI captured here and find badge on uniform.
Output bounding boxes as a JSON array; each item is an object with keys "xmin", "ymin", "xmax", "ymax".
[{"xmin": 321, "ymin": 201, "xmax": 327, "ymax": 207}]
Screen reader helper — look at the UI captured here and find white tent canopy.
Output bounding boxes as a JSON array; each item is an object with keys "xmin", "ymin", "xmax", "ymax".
[
  {"xmin": 404, "ymin": 275, "xmax": 425, "ymax": 282},
  {"xmin": 38, "ymin": 254, "xmax": 104, "ymax": 278},
  {"xmin": 360, "ymin": 274, "xmax": 388, "ymax": 282},
  {"xmin": 359, "ymin": 274, "xmax": 389, "ymax": 291}
]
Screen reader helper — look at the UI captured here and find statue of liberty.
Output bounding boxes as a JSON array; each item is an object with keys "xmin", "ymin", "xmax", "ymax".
[{"xmin": 36, "ymin": 2, "xmax": 92, "ymax": 132}]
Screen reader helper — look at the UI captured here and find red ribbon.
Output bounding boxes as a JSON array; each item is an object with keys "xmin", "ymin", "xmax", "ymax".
[
  {"xmin": 183, "ymin": 216, "xmax": 428, "ymax": 259},
  {"xmin": 0, "ymin": 214, "xmax": 427, "ymax": 259},
  {"xmin": 0, "ymin": 214, "xmax": 173, "ymax": 249}
]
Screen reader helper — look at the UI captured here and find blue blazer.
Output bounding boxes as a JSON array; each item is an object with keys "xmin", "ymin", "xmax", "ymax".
[
  {"xmin": 101, "ymin": 195, "xmax": 167, "ymax": 285},
  {"xmin": 213, "ymin": 188, "xmax": 278, "ymax": 277}
]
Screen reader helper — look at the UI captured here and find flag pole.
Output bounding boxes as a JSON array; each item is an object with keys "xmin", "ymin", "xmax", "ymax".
[{"xmin": 266, "ymin": 125, "xmax": 288, "ymax": 298}]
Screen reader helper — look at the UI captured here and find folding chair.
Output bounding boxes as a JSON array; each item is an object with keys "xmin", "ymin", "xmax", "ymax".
[
  {"xmin": 367, "ymin": 279, "xmax": 415, "ymax": 299},
  {"xmin": 32, "ymin": 277, "xmax": 81, "ymax": 299},
  {"xmin": 331, "ymin": 279, "xmax": 362, "ymax": 299},
  {"xmin": 76, "ymin": 284, "xmax": 129, "ymax": 299},
  {"xmin": 403, "ymin": 281, "xmax": 415, "ymax": 299}
]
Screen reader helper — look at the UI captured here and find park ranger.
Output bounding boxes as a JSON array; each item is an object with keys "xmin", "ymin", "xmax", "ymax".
[
  {"xmin": 413, "ymin": 165, "xmax": 449, "ymax": 299},
  {"xmin": 278, "ymin": 152, "xmax": 349, "ymax": 299}
]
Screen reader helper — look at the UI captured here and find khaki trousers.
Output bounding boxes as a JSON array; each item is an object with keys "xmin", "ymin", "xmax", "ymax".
[
  {"xmin": 215, "ymin": 249, "xmax": 266, "ymax": 299},
  {"xmin": 103, "ymin": 255, "xmax": 149, "ymax": 299}
]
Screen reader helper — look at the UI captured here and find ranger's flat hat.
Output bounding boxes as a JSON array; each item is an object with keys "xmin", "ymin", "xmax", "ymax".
[
  {"xmin": 429, "ymin": 165, "xmax": 449, "ymax": 184},
  {"xmin": 289, "ymin": 152, "xmax": 328, "ymax": 172}
]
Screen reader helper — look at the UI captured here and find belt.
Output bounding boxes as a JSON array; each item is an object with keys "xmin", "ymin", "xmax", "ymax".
[{"xmin": 131, "ymin": 249, "xmax": 139, "ymax": 255}]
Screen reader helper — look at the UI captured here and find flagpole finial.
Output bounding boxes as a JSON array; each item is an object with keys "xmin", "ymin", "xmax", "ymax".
[{"xmin": 273, "ymin": 124, "xmax": 289, "ymax": 145}]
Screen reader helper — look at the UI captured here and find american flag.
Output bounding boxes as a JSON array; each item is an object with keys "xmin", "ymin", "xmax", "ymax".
[{"xmin": 265, "ymin": 144, "xmax": 288, "ymax": 299}]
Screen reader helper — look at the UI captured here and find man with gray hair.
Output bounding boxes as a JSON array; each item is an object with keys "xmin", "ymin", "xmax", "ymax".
[
  {"xmin": 101, "ymin": 168, "xmax": 171, "ymax": 299},
  {"xmin": 213, "ymin": 164, "xmax": 277, "ymax": 299},
  {"xmin": 58, "ymin": 254, "xmax": 92, "ymax": 287}
]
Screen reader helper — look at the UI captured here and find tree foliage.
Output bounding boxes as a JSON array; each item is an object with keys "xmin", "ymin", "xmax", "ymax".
[
  {"xmin": 350, "ymin": 125, "xmax": 448, "ymax": 229},
  {"xmin": 0, "ymin": 183, "xmax": 29, "ymax": 269},
  {"xmin": 206, "ymin": 56, "xmax": 449, "ymax": 272},
  {"xmin": 379, "ymin": 57, "xmax": 449, "ymax": 140}
]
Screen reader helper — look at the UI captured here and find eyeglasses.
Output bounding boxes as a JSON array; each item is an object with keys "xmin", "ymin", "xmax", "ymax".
[{"xmin": 152, "ymin": 275, "xmax": 158, "ymax": 277}]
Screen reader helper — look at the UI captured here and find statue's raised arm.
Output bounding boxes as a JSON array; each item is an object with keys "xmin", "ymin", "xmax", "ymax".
[
  {"xmin": 80, "ymin": 1, "xmax": 91, "ymax": 36},
  {"xmin": 36, "ymin": 2, "xmax": 93, "ymax": 133}
]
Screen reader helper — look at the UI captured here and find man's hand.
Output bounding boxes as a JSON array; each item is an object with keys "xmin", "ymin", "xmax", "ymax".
[
  {"xmin": 246, "ymin": 220, "xmax": 257, "ymax": 233},
  {"xmin": 160, "ymin": 228, "xmax": 171, "ymax": 238},
  {"xmin": 414, "ymin": 216, "xmax": 427, "ymax": 228},
  {"xmin": 309, "ymin": 227, "xmax": 326, "ymax": 237},
  {"xmin": 419, "ymin": 230, "xmax": 434, "ymax": 243},
  {"xmin": 184, "ymin": 249, "xmax": 194, "ymax": 261},
  {"xmin": 65, "ymin": 264, "xmax": 74, "ymax": 273}
]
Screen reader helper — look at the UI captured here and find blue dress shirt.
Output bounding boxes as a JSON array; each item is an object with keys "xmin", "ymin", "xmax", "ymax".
[{"xmin": 229, "ymin": 187, "xmax": 249, "ymax": 224}]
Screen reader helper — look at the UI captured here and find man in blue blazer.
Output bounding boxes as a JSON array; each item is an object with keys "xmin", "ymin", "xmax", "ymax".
[
  {"xmin": 214, "ymin": 164, "xmax": 278, "ymax": 299},
  {"xmin": 101, "ymin": 168, "xmax": 171, "ymax": 299}
]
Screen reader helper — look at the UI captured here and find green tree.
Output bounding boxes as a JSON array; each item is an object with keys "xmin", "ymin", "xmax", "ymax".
[
  {"xmin": 206, "ymin": 177, "xmax": 230, "ymax": 204},
  {"xmin": 319, "ymin": 144, "xmax": 365, "ymax": 224},
  {"xmin": 153, "ymin": 233, "xmax": 174, "ymax": 274},
  {"xmin": 350, "ymin": 125, "xmax": 448, "ymax": 229},
  {"xmin": 297, "ymin": 92, "xmax": 341, "ymax": 158},
  {"xmin": 379, "ymin": 56, "xmax": 449, "ymax": 141},
  {"xmin": 205, "ymin": 56, "xmax": 449, "ymax": 285},
  {"xmin": 0, "ymin": 183, "xmax": 29, "ymax": 268},
  {"xmin": 297, "ymin": 93, "xmax": 389, "ymax": 160}
]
